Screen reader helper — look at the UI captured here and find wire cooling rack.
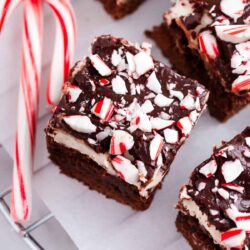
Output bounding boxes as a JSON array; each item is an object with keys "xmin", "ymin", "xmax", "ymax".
[
  {"xmin": 0, "ymin": 144, "xmax": 77, "ymax": 250},
  {"xmin": 0, "ymin": 186, "xmax": 53, "ymax": 250}
]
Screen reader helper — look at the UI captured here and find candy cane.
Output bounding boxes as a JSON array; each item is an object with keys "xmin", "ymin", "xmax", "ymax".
[
  {"xmin": 0, "ymin": 0, "xmax": 22, "ymax": 31},
  {"xmin": 10, "ymin": 0, "xmax": 43, "ymax": 222},
  {"xmin": 45, "ymin": 0, "xmax": 76, "ymax": 105}
]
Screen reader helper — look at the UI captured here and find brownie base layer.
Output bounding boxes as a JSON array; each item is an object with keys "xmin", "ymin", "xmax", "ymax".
[
  {"xmin": 100, "ymin": 0, "xmax": 145, "ymax": 19},
  {"xmin": 46, "ymin": 135, "xmax": 157, "ymax": 211},
  {"xmin": 146, "ymin": 24, "xmax": 250, "ymax": 122},
  {"xmin": 176, "ymin": 212, "xmax": 220, "ymax": 250}
]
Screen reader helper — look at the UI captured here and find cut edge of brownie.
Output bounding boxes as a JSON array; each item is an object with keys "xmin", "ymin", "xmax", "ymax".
[
  {"xmin": 146, "ymin": 24, "xmax": 250, "ymax": 122},
  {"xmin": 100, "ymin": 0, "xmax": 145, "ymax": 19},
  {"xmin": 176, "ymin": 212, "xmax": 219, "ymax": 250},
  {"xmin": 46, "ymin": 135, "xmax": 160, "ymax": 211}
]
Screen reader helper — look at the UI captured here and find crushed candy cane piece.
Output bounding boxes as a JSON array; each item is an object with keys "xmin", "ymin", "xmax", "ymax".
[
  {"xmin": 180, "ymin": 94, "xmax": 196, "ymax": 110},
  {"xmin": 154, "ymin": 94, "xmax": 173, "ymax": 107},
  {"xmin": 221, "ymin": 159, "xmax": 244, "ymax": 183},
  {"xmin": 63, "ymin": 115, "xmax": 96, "ymax": 134},
  {"xmin": 147, "ymin": 71, "xmax": 162, "ymax": 94},
  {"xmin": 220, "ymin": 0, "xmax": 247, "ymax": 21},
  {"xmin": 221, "ymin": 228, "xmax": 246, "ymax": 249},
  {"xmin": 134, "ymin": 51, "xmax": 154, "ymax": 76},
  {"xmin": 90, "ymin": 54, "xmax": 112, "ymax": 76},
  {"xmin": 112, "ymin": 75, "xmax": 128, "ymax": 95},
  {"xmin": 164, "ymin": 128, "xmax": 179, "ymax": 144},
  {"xmin": 221, "ymin": 183, "xmax": 244, "ymax": 193},
  {"xmin": 176, "ymin": 116, "xmax": 193, "ymax": 136},
  {"xmin": 149, "ymin": 134, "xmax": 164, "ymax": 161},
  {"xmin": 150, "ymin": 118, "xmax": 175, "ymax": 131},
  {"xmin": 66, "ymin": 86, "xmax": 82, "ymax": 103},
  {"xmin": 232, "ymin": 75, "xmax": 250, "ymax": 93},
  {"xmin": 199, "ymin": 160, "xmax": 218, "ymax": 178}
]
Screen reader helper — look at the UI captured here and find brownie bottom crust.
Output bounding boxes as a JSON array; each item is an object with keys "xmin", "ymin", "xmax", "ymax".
[
  {"xmin": 47, "ymin": 136, "xmax": 158, "ymax": 211},
  {"xmin": 176, "ymin": 212, "xmax": 219, "ymax": 250},
  {"xmin": 146, "ymin": 24, "xmax": 250, "ymax": 122},
  {"xmin": 100, "ymin": 0, "xmax": 145, "ymax": 19}
]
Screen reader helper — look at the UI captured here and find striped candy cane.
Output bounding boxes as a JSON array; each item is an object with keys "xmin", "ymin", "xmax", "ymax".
[
  {"xmin": 10, "ymin": 0, "xmax": 43, "ymax": 222},
  {"xmin": 0, "ymin": 0, "xmax": 22, "ymax": 31},
  {"xmin": 45, "ymin": 0, "xmax": 76, "ymax": 105},
  {"xmin": 0, "ymin": 0, "xmax": 76, "ymax": 223}
]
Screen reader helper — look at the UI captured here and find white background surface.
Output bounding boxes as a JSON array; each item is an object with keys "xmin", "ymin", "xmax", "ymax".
[{"xmin": 0, "ymin": 0, "xmax": 250, "ymax": 249}]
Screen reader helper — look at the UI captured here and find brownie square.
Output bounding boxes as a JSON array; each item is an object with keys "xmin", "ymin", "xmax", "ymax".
[
  {"xmin": 176, "ymin": 127, "xmax": 250, "ymax": 249},
  {"xmin": 99, "ymin": 0, "xmax": 145, "ymax": 19},
  {"xmin": 146, "ymin": 0, "xmax": 250, "ymax": 121},
  {"xmin": 46, "ymin": 35, "xmax": 208, "ymax": 210}
]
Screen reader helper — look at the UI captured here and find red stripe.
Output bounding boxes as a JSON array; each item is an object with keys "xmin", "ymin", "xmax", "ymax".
[
  {"xmin": 233, "ymin": 79, "xmax": 250, "ymax": 92},
  {"xmin": 119, "ymin": 143, "xmax": 126, "ymax": 154},
  {"xmin": 47, "ymin": 2, "xmax": 70, "ymax": 81},
  {"xmin": 0, "ymin": 0, "xmax": 12, "ymax": 32},
  {"xmin": 221, "ymin": 229, "xmax": 243, "ymax": 241},
  {"xmin": 112, "ymin": 156, "xmax": 123, "ymax": 164},
  {"xmin": 229, "ymin": 28, "xmax": 248, "ymax": 35},
  {"xmin": 94, "ymin": 99, "xmax": 104, "ymax": 114},
  {"xmin": 13, "ymin": 134, "xmax": 29, "ymax": 220},
  {"xmin": 199, "ymin": 35, "xmax": 208, "ymax": 59},
  {"xmin": 110, "ymin": 136, "xmax": 115, "ymax": 154},
  {"xmin": 236, "ymin": 215, "xmax": 250, "ymax": 221}
]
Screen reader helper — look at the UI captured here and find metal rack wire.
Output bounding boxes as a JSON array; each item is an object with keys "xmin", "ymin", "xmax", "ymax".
[{"xmin": 0, "ymin": 186, "xmax": 54, "ymax": 250}]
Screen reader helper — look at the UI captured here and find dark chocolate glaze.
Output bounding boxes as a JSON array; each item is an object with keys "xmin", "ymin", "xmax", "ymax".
[
  {"xmin": 48, "ymin": 35, "xmax": 208, "ymax": 188},
  {"xmin": 166, "ymin": 0, "xmax": 250, "ymax": 94},
  {"xmin": 183, "ymin": 127, "xmax": 250, "ymax": 247}
]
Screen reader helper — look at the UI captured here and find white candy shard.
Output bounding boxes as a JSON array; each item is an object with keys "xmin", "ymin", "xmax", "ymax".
[
  {"xmin": 169, "ymin": 89, "xmax": 184, "ymax": 101},
  {"xmin": 131, "ymin": 111, "xmax": 152, "ymax": 132},
  {"xmin": 110, "ymin": 130, "xmax": 134, "ymax": 155},
  {"xmin": 147, "ymin": 72, "xmax": 162, "ymax": 94},
  {"xmin": 164, "ymin": 128, "xmax": 179, "ymax": 144},
  {"xmin": 66, "ymin": 86, "xmax": 82, "ymax": 103},
  {"xmin": 134, "ymin": 51, "xmax": 154, "ymax": 76},
  {"xmin": 90, "ymin": 54, "xmax": 112, "ymax": 76},
  {"xmin": 199, "ymin": 160, "xmax": 218, "ymax": 178},
  {"xmin": 198, "ymin": 31, "xmax": 220, "ymax": 59},
  {"xmin": 63, "ymin": 115, "xmax": 96, "ymax": 134},
  {"xmin": 112, "ymin": 156, "xmax": 139, "ymax": 185},
  {"xmin": 126, "ymin": 52, "xmax": 136, "ymax": 73},
  {"xmin": 246, "ymin": 137, "xmax": 250, "ymax": 147},
  {"xmin": 220, "ymin": 0, "xmax": 247, "ymax": 21},
  {"xmin": 221, "ymin": 159, "xmax": 244, "ymax": 183},
  {"xmin": 176, "ymin": 116, "xmax": 193, "ymax": 136},
  {"xmin": 141, "ymin": 100, "xmax": 154, "ymax": 114},
  {"xmin": 218, "ymin": 188, "xmax": 230, "ymax": 200},
  {"xmin": 111, "ymin": 50, "xmax": 122, "ymax": 66},
  {"xmin": 154, "ymin": 94, "xmax": 173, "ymax": 107},
  {"xmin": 215, "ymin": 25, "xmax": 250, "ymax": 44},
  {"xmin": 111, "ymin": 75, "xmax": 128, "ymax": 95},
  {"xmin": 150, "ymin": 118, "xmax": 175, "ymax": 131},
  {"xmin": 180, "ymin": 94, "xmax": 196, "ymax": 110},
  {"xmin": 221, "ymin": 183, "xmax": 244, "ymax": 193},
  {"xmin": 149, "ymin": 134, "xmax": 164, "ymax": 161}
]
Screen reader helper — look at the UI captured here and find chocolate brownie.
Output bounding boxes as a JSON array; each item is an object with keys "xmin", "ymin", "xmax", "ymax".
[
  {"xmin": 146, "ymin": 0, "xmax": 250, "ymax": 121},
  {"xmin": 176, "ymin": 127, "xmax": 250, "ymax": 249},
  {"xmin": 46, "ymin": 35, "xmax": 208, "ymax": 210},
  {"xmin": 99, "ymin": 0, "xmax": 145, "ymax": 19}
]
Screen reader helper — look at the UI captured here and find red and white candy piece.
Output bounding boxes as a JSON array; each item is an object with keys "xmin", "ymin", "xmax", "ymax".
[
  {"xmin": 141, "ymin": 100, "xmax": 154, "ymax": 114},
  {"xmin": 246, "ymin": 137, "xmax": 250, "ymax": 147},
  {"xmin": 199, "ymin": 160, "xmax": 218, "ymax": 178},
  {"xmin": 110, "ymin": 130, "xmax": 134, "ymax": 155},
  {"xmin": 111, "ymin": 156, "xmax": 139, "ymax": 185},
  {"xmin": 221, "ymin": 228, "xmax": 246, "ymax": 249},
  {"xmin": 131, "ymin": 111, "xmax": 152, "ymax": 132},
  {"xmin": 63, "ymin": 115, "xmax": 96, "ymax": 134},
  {"xmin": 149, "ymin": 134, "xmax": 165, "ymax": 161},
  {"xmin": 227, "ymin": 205, "xmax": 250, "ymax": 231},
  {"xmin": 189, "ymin": 110, "xmax": 199, "ymax": 123},
  {"xmin": 150, "ymin": 117, "xmax": 175, "ymax": 131},
  {"xmin": 176, "ymin": 116, "xmax": 193, "ymax": 137},
  {"xmin": 221, "ymin": 183, "xmax": 244, "ymax": 193},
  {"xmin": 164, "ymin": 128, "xmax": 179, "ymax": 144},
  {"xmin": 180, "ymin": 94, "xmax": 195, "ymax": 110},
  {"xmin": 90, "ymin": 54, "xmax": 112, "ymax": 76},
  {"xmin": 198, "ymin": 31, "xmax": 220, "ymax": 60},
  {"xmin": 91, "ymin": 97, "xmax": 115, "ymax": 122},
  {"xmin": 154, "ymin": 94, "xmax": 173, "ymax": 107},
  {"xmin": 134, "ymin": 51, "xmax": 154, "ymax": 76},
  {"xmin": 220, "ymin": 0, "xmax": 247, "ymax": 21},
  {"xmin": 232, "ymin": 75, "xmax": 250, "ymax": 93},
  {"xmin": 147, "ymin": 71, "xmax": 162, "ymax": 94},
  {"xmin": 98, "ymin": 78, "xmax": 110, "ymax": 86},
  {"xmin": 221, "ymin": 159, "xmax": 244, "ymax": 183},
  {"xmin": 215, "ymin": 25, "xmax": 250, "ymax": 44},
  {"xmin": 66, "ymin": 86, "xmax": 82, "ymax": 102},
  {"xmin": 211, "ymin": 15, "xmax": 230, "ymax": 26},
  {"xmin": 111, "ymin": 75, "xmax": 128, "ymax": 95}
]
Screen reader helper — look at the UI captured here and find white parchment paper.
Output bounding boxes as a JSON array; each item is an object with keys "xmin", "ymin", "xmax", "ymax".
[{"xmin": 0, "ymin": 1, "xmax": 250, "ymax": 249}]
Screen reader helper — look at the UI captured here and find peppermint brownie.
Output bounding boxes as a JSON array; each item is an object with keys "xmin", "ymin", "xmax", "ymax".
[
  {"xmin": 46, "ymin": 35, "xmax": 208, "ymax": 210},
  {"xmin": 99, "ymin": 0, "xmax": 145, "ymax": 19},
  {"xmin": 146, "ymin": 0, "xmax": 250, "ymax": 121},
  {"xmin": 176, "ymin": 127, "xmax": 250, "ymax": 249}
]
